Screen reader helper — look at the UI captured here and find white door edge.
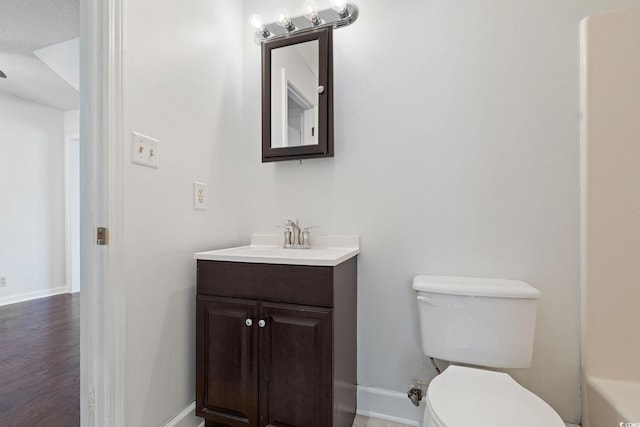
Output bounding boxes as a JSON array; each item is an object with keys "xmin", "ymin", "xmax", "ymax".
[{"xmin": 80, "ymin": 0, "xmax": 126, "ymax": 425}]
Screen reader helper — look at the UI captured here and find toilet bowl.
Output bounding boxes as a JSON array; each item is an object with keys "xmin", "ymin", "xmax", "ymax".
[
  {"xmin": 424, "ymin": 365, "xmax": 564, "ymax": 427},
  {"xmin": 413, "ymin": 275, "xmax": 564, "ymax": 427}
]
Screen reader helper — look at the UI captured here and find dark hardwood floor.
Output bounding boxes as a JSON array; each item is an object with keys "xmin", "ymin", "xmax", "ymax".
[{"xmin": 0, "ymin": 293, "xmax": 80, "ymax": 427}]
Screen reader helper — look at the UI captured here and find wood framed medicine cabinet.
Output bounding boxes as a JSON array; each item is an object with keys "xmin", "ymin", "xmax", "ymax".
[{"xmin": 261, "ymin": 27, "xmax": 333, "ymax": 162}]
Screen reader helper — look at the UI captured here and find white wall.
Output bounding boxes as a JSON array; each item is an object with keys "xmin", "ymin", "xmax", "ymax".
[
  {"xmin": 64, "ymin": 109, "xmax": 80, "ymax": 294},
  {"xmin": 34, "ymin": 38, "xmax": 80, "ymax": 91},
  {"xmin": 238, "ymin": 0, "xmax": 640, "ymax": 424},
  {"xmin": 0, "ymin": 93, "xmax": 66, "ymax": 304},
  {"xmin": 65, "ymin": 109, "xmax": 79, "ymax": 137},
  {"xmin": 122, "ymin": 0, "xmax": 243, "ymax": 425}
]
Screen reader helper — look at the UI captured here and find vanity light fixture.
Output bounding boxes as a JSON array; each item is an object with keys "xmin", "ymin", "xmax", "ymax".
[
  {"xmin": 331, "ymin": 0, "xmax": 348, "ymax": 18},
  {"xmin": 248, "ymin": 14, "xmax": 270, "ymax": 38},
  {"xmin": 303, "ymin": 0, "xmax": 322, "ymax": 26},
  {"xmin": 249, "ymin": 2, "xmax": 358, "ymax": 43},
  {"xmin": 276, "ymin": 8, "xmax": 296, "ymax": 32}
]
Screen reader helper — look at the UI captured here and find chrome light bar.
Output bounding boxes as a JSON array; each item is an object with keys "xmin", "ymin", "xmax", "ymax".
[{"xmin": 249, "ymin": 2, "xmax": 358, "ymax": 44}]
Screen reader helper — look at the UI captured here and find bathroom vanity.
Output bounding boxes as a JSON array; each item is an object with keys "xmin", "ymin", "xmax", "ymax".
[{"xmin": 194, "ymin": 235, "xmax": 359, "ymax": 427}]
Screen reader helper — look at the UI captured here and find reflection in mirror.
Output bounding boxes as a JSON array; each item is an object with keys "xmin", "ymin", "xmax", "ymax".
[
  {"xmin": 287, "ymin": 81, "xmax": 316, "ymax": 146},
  {"xmin": 271, "ymin": 40, "xmax": 319, "ymax": 148},
  {"xmin": 262, "ymin": 27, "xmax": 332, "ymax": 162}
]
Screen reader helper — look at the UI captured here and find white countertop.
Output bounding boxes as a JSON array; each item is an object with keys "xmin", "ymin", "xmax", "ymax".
[{"xmin": 194, "ymin": 234, "xmax": 359, "ymax": 266}]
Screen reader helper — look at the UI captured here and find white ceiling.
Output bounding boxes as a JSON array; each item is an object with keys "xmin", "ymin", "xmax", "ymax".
[{"xmin": 0, "ymin": 0, "xmax": 79, "ymax": 111}]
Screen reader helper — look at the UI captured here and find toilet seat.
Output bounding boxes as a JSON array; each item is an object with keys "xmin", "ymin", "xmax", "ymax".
[{"xmin": 426, "ymin": 365, "xmax": 564, "ymax": 427}]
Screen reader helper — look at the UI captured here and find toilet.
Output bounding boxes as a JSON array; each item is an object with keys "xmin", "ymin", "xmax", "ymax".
[{"xmin": 413, "ymin": 275, "xmax": 565, "ymax": 427}]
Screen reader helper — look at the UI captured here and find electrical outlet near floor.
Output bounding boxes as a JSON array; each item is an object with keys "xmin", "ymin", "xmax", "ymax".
[
  {"xmin": 131, "ymin": 132, "xmax": 159, "ymax": 168},
  {"xmin": 0, "ymin": 276, "xmax": 6, "ymax": 287}
]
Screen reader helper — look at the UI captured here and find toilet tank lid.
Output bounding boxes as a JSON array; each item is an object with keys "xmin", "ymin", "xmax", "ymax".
[{"xmin": 412, "ymin": 275, "xmax": 540, "ymax": 299}]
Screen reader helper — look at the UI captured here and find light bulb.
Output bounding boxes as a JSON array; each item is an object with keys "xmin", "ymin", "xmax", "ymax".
[
  {"xmin": 331, "ymin": 0, "xmax": 348, "ymax": 16},
  {"xmin": 248, "ymin": 14, "xmax": 263, "ymax": 30},
  {"xmin": 248, "ymin": 13, "xmax": 270, "ymax": 37},
  {"xmin": 303, "ymin": 0, "xmax": 321, "ymax": 25},
  {"xmin": 276, "ymin": 8, "xmax": 295, "ymax": 31}
]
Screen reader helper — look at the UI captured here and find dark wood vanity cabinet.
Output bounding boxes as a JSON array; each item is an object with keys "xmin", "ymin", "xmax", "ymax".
[{"xmin": 196, "ymin": 258, "xmax": 357, "ymax": 427}]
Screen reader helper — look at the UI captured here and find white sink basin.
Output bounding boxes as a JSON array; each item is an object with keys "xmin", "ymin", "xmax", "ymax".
[{"xmin": 194, "ymin": 234, "xmax": 359, "ymax": 266}]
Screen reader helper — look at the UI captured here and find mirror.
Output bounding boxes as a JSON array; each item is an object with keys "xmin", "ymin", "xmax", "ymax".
[
  {"xmin": 262, "ymin": 27, "xmax": 333, "ymax": 162},
  {"xmin": 273, "ymin": 39, "xmax": 318, "ymax": 148}
]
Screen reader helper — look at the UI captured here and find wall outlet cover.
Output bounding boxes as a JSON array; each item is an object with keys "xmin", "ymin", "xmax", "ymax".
[{"xmin": 193, "ymin": 182, "xmax": 207, "ymax": 210}]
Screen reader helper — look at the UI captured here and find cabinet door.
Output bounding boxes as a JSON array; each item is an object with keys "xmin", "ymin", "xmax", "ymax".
[
  {"xmin": 259, "ymin": 302, "xmax": 332, "ymax": 427},
  {"xmin": 197, "ymin": 296, "xmax": 259, "ymax": 427}
]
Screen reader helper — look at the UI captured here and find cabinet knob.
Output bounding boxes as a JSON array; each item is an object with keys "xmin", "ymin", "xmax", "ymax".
[
  {"xmin": 245, "ymin": 319, "xmax": 253, "ymax": 327},
  {"xmin": 258, "ymin": 319, "xmax": 266, "ymax": 328}
]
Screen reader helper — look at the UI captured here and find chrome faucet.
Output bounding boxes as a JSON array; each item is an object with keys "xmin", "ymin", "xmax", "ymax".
[
  {"xmin": 285, "ymin": 219, "xmax": 301, "ymax": 246},
  {"xmin": 283, "ymin": 219, "xmax": 313, "ymax": 249}
]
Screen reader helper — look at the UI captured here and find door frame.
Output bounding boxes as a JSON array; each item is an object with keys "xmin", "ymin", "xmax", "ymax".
[
  {"xmin": 80, "ymin": 0, "xmax": 125, "ymax": 424},
  {"xmin": 64, "ymin": 134, "xmax": 80, "ymax": 294}
]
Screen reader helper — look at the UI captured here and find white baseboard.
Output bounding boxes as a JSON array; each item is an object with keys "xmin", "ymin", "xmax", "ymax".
[
  {"xmin": 164, "ymin": 402, "xmax": 203, "ymax": 427},
  {"xmin": 356, "ymin": 385, "xmax": 581, "ymax": 427},
  {"xmin": 174, "ymin": 390, "xmax": 422, "ymax": 427},
  {"xmin": 169, "ymin": 388, "xmax": 578, "ymax": 427},
  {"xmin": 0, "ymin": 286, "xmax": 69, "ymax": 307},
  {"xmin": 357, "ymin": 385, "xmax": 422, "ymax": 426}
]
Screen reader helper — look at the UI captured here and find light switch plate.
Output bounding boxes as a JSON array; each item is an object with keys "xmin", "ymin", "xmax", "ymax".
[
  {"xmin": 131, "ymin": 132, "xmax": 159, "ymax": 169},
  {"xmin": 193, "ymin": 182, "xmax": 207, "ymax": 210}
]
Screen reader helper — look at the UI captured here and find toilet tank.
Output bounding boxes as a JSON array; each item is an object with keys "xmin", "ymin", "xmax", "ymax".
[{"xmin": 413, "ymin": 275, "xmax": 540, "ymax": 369}]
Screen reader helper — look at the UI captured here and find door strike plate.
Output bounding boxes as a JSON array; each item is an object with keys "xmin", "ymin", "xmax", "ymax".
[{"xmin": 97, "ymin": 227, "xmax": 109, "ymax": 245}]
